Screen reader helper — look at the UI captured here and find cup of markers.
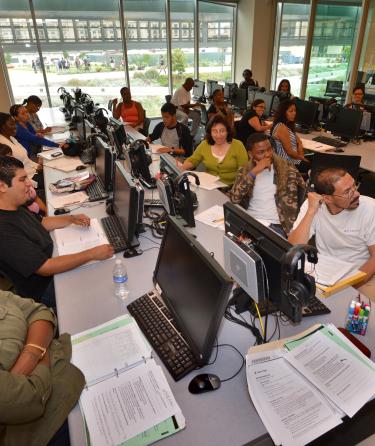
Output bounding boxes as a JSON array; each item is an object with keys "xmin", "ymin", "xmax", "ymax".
[{"xmin": 346, "ymin": 300, "xmax": 370, "ymax": 336}]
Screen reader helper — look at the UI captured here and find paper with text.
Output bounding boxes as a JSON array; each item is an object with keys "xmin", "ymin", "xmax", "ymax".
[
  {"xmin": 72, "ymin": 315, "xmax": 151, "ymax": 386},
  {"xmin": 246, "ymin": 350, "xmax": 342, "ymax": 446},
  {"xmin": 195, "ymin": 205, "xmax": 225, "ymax": 230},
  {"xmin": 305, "ymin": 254, "xmax": 358, "ymax": 286},
  {"xmin": 45, "ymin": 156, "xmax": 84, "ymax": 172},
  {"xmin": 49, "ymin": 191, "xmax": 88, "ymax": 208},
  {"xmin": 80, "ymin": 359, "xmax": 181, "ymax": 446}
]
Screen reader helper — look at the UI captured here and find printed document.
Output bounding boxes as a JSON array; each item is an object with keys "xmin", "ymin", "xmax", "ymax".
[
  {"xmin": 49, "ymin": 190, "xmax": 88, "ymax": 208},
  {"xmin": 195, "ymin": 205, "xmax": 225, "ymax": 230},
  {"xmin": 284, "ymin": 329, "xmax": 375, "ymax": 417},
  {"xmin": 80, "ymin": 359, "xmax": 181, "ymax": 446},
  {"xmin": 44, "ymin": 156, "xmax": 84, "ymax": 172},
  {"xmin": 246, "ymin": 350, "xmax": 342, "ymax": 446},
  {"xmin": 305, "ymin": 254, "xmax": 357, "ymax": 286},
  {"xmin": 189, "ymin": 171, "xmax": 226, "ymax": 190},
  {"xmin": 54, "ymin": 217, "xmax": 108, "ymax": 257},
  {"xmin": 300, "ymin": 138, "xmax": 332, "ymax": 152},
  {"xmin": 72, "ymin": 315, "xmax": 151, "ymax": 386}
]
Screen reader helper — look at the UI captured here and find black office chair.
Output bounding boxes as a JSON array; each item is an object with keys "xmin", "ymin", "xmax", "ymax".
[
  {"xmin": 107, "ymin": 99, "xmax": 114, "ymax": 112},
  {"xmin": 201, "ymin": 106, "xmax": 209, "ymax": 128},
  {"xmin": 309, "ymin": 152, "xmax": 362, "ymax": 190},
  {"xmin": 165, "ymin": 94, "xmax": 172, "ymax": 103}
]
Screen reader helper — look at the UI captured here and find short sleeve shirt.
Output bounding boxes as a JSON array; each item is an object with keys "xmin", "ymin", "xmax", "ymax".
[
  {"xmin": 0, "ymin": 207, "xmax": 54, "ymax": 299},
  {"xmin": 171, "ymin": 87, "xmax": 191, "ymax": 108}
]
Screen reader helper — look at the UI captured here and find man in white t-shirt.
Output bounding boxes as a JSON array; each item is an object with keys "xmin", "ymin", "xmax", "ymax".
[
  {"xmin": 289, "ymin": 168, "xmax": 375, "ymax": 299},
  {"xmin": 171, "ymin": 78, "xmax": 202, "ymax": 137},
  {"xmin": 230, "ymin": 133, "xmax": 305, "ymax": 236}
]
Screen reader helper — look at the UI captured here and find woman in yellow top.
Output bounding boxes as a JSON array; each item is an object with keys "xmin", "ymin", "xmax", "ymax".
[
  {"xmin": 181, "ymin": 114, "xmax": 248, "ymax": 186},
  {"xmin": 112, "ymin": 87, "xmax": 145, "ymax": 130}
]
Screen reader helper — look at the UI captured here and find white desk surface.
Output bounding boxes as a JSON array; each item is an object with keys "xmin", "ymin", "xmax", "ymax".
[
  {"xmin": 300, "ymin": 130, "xmax": 375, "ymax": 173},
  {"xmin": 43, "ymin": 109, "xmax": 375, "ymax": 446}
]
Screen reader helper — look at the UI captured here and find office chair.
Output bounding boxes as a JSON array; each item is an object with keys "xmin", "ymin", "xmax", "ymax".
[
  {"xmin": 107, "ymin": 99, "xmax": 113, "ymax": 112},
  {"xmin": 165, "ymin": 94, "xmax": 172, "ymax": 103}
]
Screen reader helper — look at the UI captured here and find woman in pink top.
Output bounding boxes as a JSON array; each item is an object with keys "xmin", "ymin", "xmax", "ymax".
[{"xmin": 112, "ymin": 87, "xmax": 145, "ymax": 130}]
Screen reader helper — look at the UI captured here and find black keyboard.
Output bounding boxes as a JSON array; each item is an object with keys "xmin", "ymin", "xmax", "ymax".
[
  {"xmin": 302, "ymin": 295, "xmax": 331, "ymax": 317},
  {"xmin": 101, "ymin": 216, "xmax": 128, "ymax": 253},
  {"xmin": 128, "ymin": 292, "xmax": 197, "ymax": 381},
  {"xmin": 86, "ymin": 178, "xmax": 108, "ymax": 202},
  {"xmin": 144, "ymin": 198, "xmax": 164, "ymax": 208},
  {"xmin": 312, "ymin": 135, "xmax": 347, "ymax": 148}
]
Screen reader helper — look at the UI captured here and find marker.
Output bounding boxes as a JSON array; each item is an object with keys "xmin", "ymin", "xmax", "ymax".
[{"xmin": 346, "ymin": 301, "xmax": 356, "ymax": 331}]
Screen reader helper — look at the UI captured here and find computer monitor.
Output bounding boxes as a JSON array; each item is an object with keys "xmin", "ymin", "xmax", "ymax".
[
  {"xmin": 295, "ymin": 98, "xmax": 319, "ymax": 131},
  {"xmin": 325, "ymin": 106, "xmax": 363, "ymax": 140},
  {"xmin": 206, "ymin": 80, "xmax": 220, "ymax": 97},
  {"xmin": 75, "ymin": 107, "xmax": 86, "ymax": 143},
  {"xmin": 224, "ymin": 82, "xmax": 237, "ymax": 102},
  {"xmin": 159, "ymin": 153, "xmax": 181, "ymax": 180},
  {"xmin": 108, "ymin": 117, "xmax": 128, "ymax": 156},
  {"xmin": 223, "ymin": 202, "xmax": 314, "ymax": 322},
  {"xmin": 230, "ymin": 87, "xmax": 248, "ymax": 110},
  {"xmin": 127, "ymin": 140, "xmax": 156, "ymax": 188},
  {"xmin": 153, "ymin": 216, "xmax": 232, "ymax": 366},
  {"xmin": 254, "ymin": 92, "xmax": 275, "ymax": 118},
  {"xmin": 113, "ymin": 161, "xmax": 142, "ymax": 249},
  {"xmin": 193, "ymin": 80, "xmax": 205, "ymax": 99},
  {"xmin": 325, "ymin": 80, "xmax": 343, "ymax": 97},
  {"xmin": 95, "ymin": 136, "xmax": 115, "ymax": 191}
]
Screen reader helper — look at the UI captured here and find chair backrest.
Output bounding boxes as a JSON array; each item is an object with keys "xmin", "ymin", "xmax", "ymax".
[
  {"xmin": 201, "ymin": 106, "xmax": 209, "ymax": 127},
  {"xmin": 165, "ymin": 94, "xmax": 172, "ymax": 103},
  {"xmin": 108, "ymin": 99, "xmax": 113, "ymax": 112},
  {"xmin": 143, "ymin": 117, "xmax": 151, "ymax": 135},
  {"xmin": 309, "ymin": 152, "xmax": 362, "ymax": 189}
]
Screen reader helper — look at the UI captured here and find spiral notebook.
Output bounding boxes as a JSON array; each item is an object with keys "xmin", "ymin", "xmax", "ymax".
[{"xmin": 71, "ymin": 315, "xmax": 185, "ymax": 446}]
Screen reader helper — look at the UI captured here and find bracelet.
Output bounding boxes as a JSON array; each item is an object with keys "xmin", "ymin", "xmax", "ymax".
[
  {"xmin": 24, "ymin": 343, "xmax": 47, "ymax": 360},
  {"xmin": 22, "ymin": 349, "xmax": 41, "ymax": 362},
  {"xmin": 248, "ymin": 171, "xmax": 256, "ymax": 181}
]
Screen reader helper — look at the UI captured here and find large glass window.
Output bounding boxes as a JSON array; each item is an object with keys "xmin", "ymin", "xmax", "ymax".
[
  {"xmin": 305, "ymin": 1, "xmax": 362, "ymax": 99},
  {"xmin": 356, "ymin": 0, "xmax": 375, "ymax": 105},
  {"xmin": 170, "ymin": 0, "xmax": 195, "ymax": 90},
  {"xmin": 272, "ymin": 2, "xmax": 310, "ymax": 97},
  {"xmin": 0, "ymin": 2, "xmax": 47, "ymax": 105},
  {"xmin": 124, "ymin": 0, "xmax": 168, "ymax": 118},
  {"xmin": 33, "ymin": 0, "xmax": 123, "ymax": 107},
  {"xmin": 198, "ymin": 1, "xmax": 234, "ymax": 83}
]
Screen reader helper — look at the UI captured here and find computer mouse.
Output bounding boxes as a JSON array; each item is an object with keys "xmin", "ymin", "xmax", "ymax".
[
  {"xmin": 76, "ymin": 165, "xmax": 86, "ymax": 171},
  {"xmin": 54, "ymin": 207, "xmax": 70, "ymax": 215},
  {"xmin": 188, "ymin": 373, "xmax": 221, "ymax": 394}
]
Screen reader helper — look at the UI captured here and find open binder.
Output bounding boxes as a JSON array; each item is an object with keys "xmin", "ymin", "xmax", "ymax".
[{"xmin": 71, "ymin": 315, "xmax": 185, "ymax": 446}]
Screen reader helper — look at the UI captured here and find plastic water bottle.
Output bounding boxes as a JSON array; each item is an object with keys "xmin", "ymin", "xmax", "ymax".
[{"xmin": 113, "ymin": 259, "xmax": 129, "ymax": 299}]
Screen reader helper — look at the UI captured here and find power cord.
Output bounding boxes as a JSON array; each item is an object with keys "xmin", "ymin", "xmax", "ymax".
[
  {"xmin": 224, "ymin": 300, "xmax": 263, "ymax": 345},
  {"xmin": 207, "ymin": 341, "xmax": 245, "ymax": 383}
]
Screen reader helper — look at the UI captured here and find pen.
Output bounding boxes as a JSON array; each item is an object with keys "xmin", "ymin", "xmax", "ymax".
[{"xmin": 212, "ymin": 217, "xmax": 224, "ymax": 223}]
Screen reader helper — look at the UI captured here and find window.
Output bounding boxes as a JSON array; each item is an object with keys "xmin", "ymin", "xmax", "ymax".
[{"xmin": 306, "ymin": 1, "xmax": 362, "ymax": 98}]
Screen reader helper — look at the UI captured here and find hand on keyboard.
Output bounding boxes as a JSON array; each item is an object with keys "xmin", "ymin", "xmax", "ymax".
[{"xmin": 88, "ymin": 244, "xmax": 114, "ymax": 260}]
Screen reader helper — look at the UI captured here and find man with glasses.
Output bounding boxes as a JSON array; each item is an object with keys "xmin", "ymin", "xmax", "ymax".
[{"xmin": 289, "ymin": 167, "xmax": 375, "ymax": 299}]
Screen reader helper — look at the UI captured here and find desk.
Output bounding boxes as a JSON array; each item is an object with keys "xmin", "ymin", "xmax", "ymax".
[
  {"xmin": 300, "ymin": 131, "xmax": 375, "ymax": 173},
  {"xmin": 42, "ymin": 110, "xmax": 375, "ymax": 446}
]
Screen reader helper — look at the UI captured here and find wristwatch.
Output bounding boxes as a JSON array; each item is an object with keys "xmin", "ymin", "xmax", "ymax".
[{"xmin": 24, "ymin": 343, "xmax": 47, "ymax": 360}]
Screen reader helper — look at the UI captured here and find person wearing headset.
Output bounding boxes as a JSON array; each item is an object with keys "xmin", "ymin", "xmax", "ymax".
[
  {"xmin": 289, "ymin": 167, "xmax": 375, "ymax": 300},
  {"xmin": 180, "ymin": 114, "xmax": 248, "ymax": 186},
  {"xmin": 230, "ymin": 133, "xmax": 305, "ymax": 237}
]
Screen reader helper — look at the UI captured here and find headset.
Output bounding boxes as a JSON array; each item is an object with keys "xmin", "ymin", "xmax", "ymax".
[
  {"xmin": 129, "ymin": 139, "xmax": 152, "ymax": 165},
  {"xmin": 281, "ymin": 244, "xmax": 318, "ymax": 322},
  {"xmin": 173, "ymin": 172, "xmax": 200, "ymax": 228},
  {"xmin": 94, "ymin": 108, "xmax": 109, "ymax": 131},
  {"xmin": 174, "ymin": 171, "xmax": 200, "ymax": 188}
]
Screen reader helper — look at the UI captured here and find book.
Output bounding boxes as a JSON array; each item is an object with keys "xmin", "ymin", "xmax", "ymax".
[
  {"xmin": 305, "ymin": 254, "xmax": 367, "ymax": 297},
  {"xmin": 246, "ymin": 323, "xmax": 375, "ymax": 446},
  {"xmin": 72, "ymin": 315, "xmax": 185, "ymax": 446}
]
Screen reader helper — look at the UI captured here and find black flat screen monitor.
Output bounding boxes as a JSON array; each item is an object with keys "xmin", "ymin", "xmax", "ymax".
[
  {"xmin": 108, "ymin": 117, "xmax": 127, "ymax": 156},
  {"xmin": 325, "ymin": 106, "xmax": 363, "ymax": 140},
  {"xmin": 206, "ymin": 80, "xmax": 220, "ymax": 97},
  {"xmin": 223, "ymin": 202, "xmax": 311, "ymax": 322},
  {"xmin": 159, "ymin": 153, "xmax": 181, "ymax": 180},
  {"xmin": 153, "ymin": 216, "xmax": 232, "ymax": 365},
  {"xmin": 231, "ymin": 87, "xmax": 248, "ymax": 110},
  {"xmin": 254, "ymin": 92, "xmax": 275, "ymax": 118},
  {"xmin": 95, "ymin": 137, "xmax": 115, "ymax": 191},
  {"xmin": 224, "ymin": 83, "xmax": 237, "ymax": 102},
  {"xmin": 113, "ymin": 161, "xmax": 140, "ymax": 248},
  {"xmin": 193, "ymin": 80, "xmax": 205, "ymax": 98},
  {"xmin": 75, "ymin": 107, "xmax": 86, "ymax": 143},
  {"xmin": 295, "ymin": 98, "xmax": 319, "ymax": 130},
  {"xmin": 325, "ymin": 80, "xmax": 343, "ymax": 96}
]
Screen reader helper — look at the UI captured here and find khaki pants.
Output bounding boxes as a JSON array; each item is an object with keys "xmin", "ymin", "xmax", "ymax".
[{"xmin": 356, "ymin": 275, "xmax": 375, "ymax": 302}]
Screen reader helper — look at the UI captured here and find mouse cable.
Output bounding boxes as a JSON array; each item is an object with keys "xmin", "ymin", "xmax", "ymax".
[
  {"xmin": 207, "ymin": 343, "xmax": 245, "ymax": 383},
  {"xmin": 139, "ymin": 233, "xmax": 161, "ymax": 246}
]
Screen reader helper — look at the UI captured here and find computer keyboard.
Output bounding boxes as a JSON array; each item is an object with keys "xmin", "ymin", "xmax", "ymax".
[
  {"xmin": 86, "ymin": 178, "xmax": 109, "ymax": 202},
  {"xmin": 100, "ymin": 216, "xmax": 128, "ymax": 253},
  {"xmin": 312, "ymin": 135, "xmax": 347, "ymax": 148},
  {"xmin": 128, "ymin": 292, "xmax": 197, "ymax": 381},
  {"xmin": 144, "ymin": 198, "xmax": 164, "ymax": 208},
  {"xmin": 302, "ymin": 295, "xmax": 331, "ymax": 317}
]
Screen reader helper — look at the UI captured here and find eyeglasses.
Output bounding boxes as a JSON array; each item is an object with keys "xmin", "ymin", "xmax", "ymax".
[{"xmin": 331, "ymin": 183, "xmax": 360, "ymax": 200}]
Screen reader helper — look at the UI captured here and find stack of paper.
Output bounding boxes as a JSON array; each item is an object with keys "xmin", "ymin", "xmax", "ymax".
[
  {"xmin": 49, "ymin": 191, "xmax": 88, "ymax": 208},
  {"xmin": 38, "ymin": 148, "xmax": 63, "ymax": 160},
  {"xmin": 195, "ymin": 205, "xmax": 225, "ymax": 230},
  {"xmin": 44, "ymin": 156, "xmax": 84, "ymax": 172},
  {"xmin": 189, "ymin": 171, "xmax": 226, "ymax": 190},
  {"xmin": 247, "ymin": 323, "xmax": 375, "ymax": 446},
  {"xmin": 305, "ymin": 253, "xmax": 367, "ymax": 297},
  {"xmin": 300, "ymin": 137, "xmax": 332, "ymax": 152},
  {"xmin": 72, "ymin": 315, "xmax": 185, "ymax": 446}
]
